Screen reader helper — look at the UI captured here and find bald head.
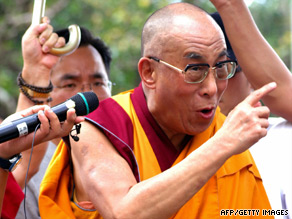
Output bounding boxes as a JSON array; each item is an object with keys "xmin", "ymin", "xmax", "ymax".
[{"xmin": 141, "ymin": 3, "xmax": 223, "ymax": 57}]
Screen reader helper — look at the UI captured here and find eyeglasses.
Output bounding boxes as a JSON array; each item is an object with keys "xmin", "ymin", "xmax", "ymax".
[
  {"xmin": 54, "ymin": 80, "xmax": 114, "ymax": 94},
  {"xmin": 149, "ymin": 57, "xmax": 237, "ymax": 84}
]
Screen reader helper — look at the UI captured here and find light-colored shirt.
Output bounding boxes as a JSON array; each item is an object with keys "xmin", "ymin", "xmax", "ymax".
[
  {"xmin": 250, "ymin": 117, "xmax": 292, "ymax": 219},
  {"xmin": 16, "ymin": 141, "xmax": 56, "ymax": 219}
]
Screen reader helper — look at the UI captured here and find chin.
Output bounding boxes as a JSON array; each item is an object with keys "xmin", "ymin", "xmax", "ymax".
[{"xmin": 187, "ymin": 122, "xmax": 213, "ymax": 136}]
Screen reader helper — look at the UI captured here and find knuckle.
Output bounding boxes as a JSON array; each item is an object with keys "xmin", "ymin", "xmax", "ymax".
[
  {"xmin": 42, "ymin": 127, "xmax": 50, "ymax": 136},
  {"xmin": 253, "ymin": 125, "xmax": 267, "ymax": 138},
  {"xmin": 52, "ymin": 32, "xmax": 58, "ymax": 39},
  {"xmin": 47, "ymin": 24, "xmax": 53, "ymax": 31}
]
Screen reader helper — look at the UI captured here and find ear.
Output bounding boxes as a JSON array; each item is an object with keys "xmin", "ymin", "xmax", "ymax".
[{"xmin": 138, "ymin": 57, "xmax": 156, "ymax": 89}]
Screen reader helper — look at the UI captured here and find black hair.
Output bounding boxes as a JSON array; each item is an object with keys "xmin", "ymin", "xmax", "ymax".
[
  {"xmin": 210, "ymin": 12, "xmax": 242, "ymax": 74},
  {"xmin": 55, "ymin": 26, "xmax": 112, "ymax": 75}
]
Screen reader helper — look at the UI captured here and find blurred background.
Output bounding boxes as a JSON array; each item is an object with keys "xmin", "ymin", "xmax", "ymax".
[{"xmin": 0, "ymin": 0, "xmax": 291, "ymax": 119}]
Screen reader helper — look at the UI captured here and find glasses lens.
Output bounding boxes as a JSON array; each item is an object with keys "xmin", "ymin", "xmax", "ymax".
[
  {"xmin": 107, "ymin": 81, "xmax": 113, "ymax": 92},
  {"xmin": 185, "ymin": 65, "xmax": 209, "ymax": 83},
  {"xmin": 216, "ymin": 61, "xmax": 236, "ymax": 80}
]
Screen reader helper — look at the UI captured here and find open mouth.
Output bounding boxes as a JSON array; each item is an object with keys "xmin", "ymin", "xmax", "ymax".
[
  {"xmin": 199, "ymin": 108, "xmax": 215, "ymax": 119},
  {"xmin": 201, "ymin": 109, "xmax": 212, "ymax": 114}
]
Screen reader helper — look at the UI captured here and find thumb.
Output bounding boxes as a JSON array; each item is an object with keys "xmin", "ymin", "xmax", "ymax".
[
  {"xmin": 22, "ymin": 23, "xmax": 48, "ymax": 43},
  {"xmin": 34, "ymin": 23, "xmax": 49, "ymax": 38},
  {"xmin": 244, "ymin": 82, "xmax": 277, "ymax": 107}
]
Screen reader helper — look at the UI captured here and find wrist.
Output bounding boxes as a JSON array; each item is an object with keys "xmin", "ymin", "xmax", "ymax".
[
  {"xmin": 0, "ymin": 151, "xmax": 11, "ymax": 160},
  {"xmin": 22, "ymin": 65, "xmax": 51, "ymax": 86},
  {"xmin": 211, "ymin": 131, "xmax": 235, "ymax": 159},
  {"xmin": 17, "ymin": 71, "xmax": 53, "ymax": 105},
  {"xmin": 0, "ymin": 142, "xmax": 15, "ymax": 160},
  {"xmin": 0, "ymin": 154, "xmax": 22, "ymax": 172}
]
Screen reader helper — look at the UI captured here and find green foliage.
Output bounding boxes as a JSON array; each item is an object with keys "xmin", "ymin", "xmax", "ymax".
[
  {"xmin": 0, "ymin": 0, "xmax": 291, "ymax": 118},
  {"xmin": 249, "ymin": 0, "xmax": 291, "ymax": 68}
]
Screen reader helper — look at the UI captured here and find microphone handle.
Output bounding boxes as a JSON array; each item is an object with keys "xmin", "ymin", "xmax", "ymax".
[
  {"xmin": 0, "ymin": 114, "xmax": 39, "ymax": 144},
  {"xmin": 0, "ymin": 101, "xmax": 72, "ymax": 144}
]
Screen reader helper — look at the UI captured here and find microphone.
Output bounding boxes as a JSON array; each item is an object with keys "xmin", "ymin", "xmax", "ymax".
[{"xmin": 0, "ymin": 92, "xmax": 99, "ymax": 143}]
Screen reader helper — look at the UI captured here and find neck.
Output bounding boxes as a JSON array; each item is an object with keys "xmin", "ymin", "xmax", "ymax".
[{"xmin": 170, "ymin": 134, "xmax": 192, "ymax": 151}]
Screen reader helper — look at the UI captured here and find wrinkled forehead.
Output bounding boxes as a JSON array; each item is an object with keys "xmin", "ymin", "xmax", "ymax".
[{"xmin": 164, "ymin": 18, "xmax": 225, "ymax": 59}]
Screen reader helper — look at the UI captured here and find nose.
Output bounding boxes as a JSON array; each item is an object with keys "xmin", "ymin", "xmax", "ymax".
[
  {"xmin": 198, "ymin": 68, "xmax": 218, "ymax": 97},
  {"xmin": 81, "ymin": 84, "xmax": 92, "ymax": 92}
]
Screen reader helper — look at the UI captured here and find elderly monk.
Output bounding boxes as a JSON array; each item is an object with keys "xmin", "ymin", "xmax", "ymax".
[{"xmin": 38, "ymin": 1, "xmax": 288, "ymax": 218}]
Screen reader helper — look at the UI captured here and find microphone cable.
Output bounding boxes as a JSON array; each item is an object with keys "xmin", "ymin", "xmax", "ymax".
[
  {"xmin": 86, "ymin": 119, "xmax": 141, "ymax": 182},
  {"xmin": 23, "ymin": 123, "xmax": 40, "ymax": 219}
]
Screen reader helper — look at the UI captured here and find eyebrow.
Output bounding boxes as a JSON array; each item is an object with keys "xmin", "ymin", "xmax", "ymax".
[
  {"xmin": 184, "ymin": 49, "xmax": 228, "ymax": 60},
  {"xmin": 59, "ymin": 74, "xmax": 78, "ymax": 81},
  {"xmin": 59, "ymin": 72, "xmax": 105, "ymax": 81},
  {"xmin": 185, "ymin": 52, "xmax": 202, "ymax": 59},
  {"xmin": 218, "ymin": 50, "xmax": 228, "ymax": 58},
  {"xmin": 91, "ymin": 73, "xmax": 105, "ymax": 80}
]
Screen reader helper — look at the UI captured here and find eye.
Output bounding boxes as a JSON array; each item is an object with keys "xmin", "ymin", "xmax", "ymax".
[
  {"xmin": 62, "ymin": 83, "xmax": 77, "ymax": 88},
  {"xmin": 216, "ymin": 63, "xmax": 225, "ymax": 69},
  {"xmin": 92, "ymin": 81, "xmax": 106, "ymax": 87},
  {"xmin": 189, "ymin": 66, "xmax": 203, "ymax": 71}
]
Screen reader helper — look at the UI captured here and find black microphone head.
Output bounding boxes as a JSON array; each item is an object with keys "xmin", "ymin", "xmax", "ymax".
[{"xmin": 70, "ymin": 92, "xmax": 99, "ymax": 116}]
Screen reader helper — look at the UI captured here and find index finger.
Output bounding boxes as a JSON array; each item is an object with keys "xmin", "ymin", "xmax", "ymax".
[{"xmin": 245, "ymin": 82, "xmax": 277, "ymax": 106}]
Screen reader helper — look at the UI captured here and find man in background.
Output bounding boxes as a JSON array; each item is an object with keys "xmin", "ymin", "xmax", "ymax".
[{"xmin": 14, "ymin": 21, "xmax": 112, "ymax": 219}]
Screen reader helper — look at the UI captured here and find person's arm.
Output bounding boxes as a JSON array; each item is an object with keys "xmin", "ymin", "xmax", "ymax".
[
  {"xmin": 71, "ymin": 83, "xmax": 275, "ymax": 219},
  {"xmin": 211, "ymin": 0, "xmax": 292, "ymax": 122},
  {"xmin": 13, "ymin": 17, "xmax": 65, "ymax": 187},
  {"xmin": 0, "ymin": 105, "xmax": 84, "ymax": 215},
  {"xmin": 17, "ymin": 16, "xmax": 64, "ymax": 111}
]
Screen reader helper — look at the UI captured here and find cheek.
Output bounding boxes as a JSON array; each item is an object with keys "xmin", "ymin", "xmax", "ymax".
[
  {"xmin": 50, "ymin": 91, "xmax": 72, "ymax": 106},
  {"xmin": 217, "ymin": 80, "xmax": 228, "ymax": 100},
  {"xmin": 95, "ymin": 88, "xmax": 111, "ymax": 101}
]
